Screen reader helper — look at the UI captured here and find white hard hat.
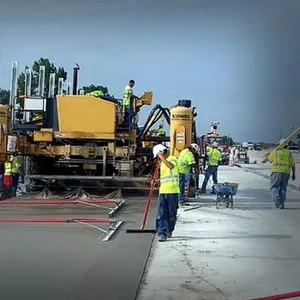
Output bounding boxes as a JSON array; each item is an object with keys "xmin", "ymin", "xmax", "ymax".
[
  {"xmin": 279, "ymin": 138, "xmax": 285, "ymax": 145},
  {"xmin": 213, "ymin": 141, "xmax": 219, "ymax": 147},
  {"xmin": 153, "ymin": 144, "xmax": 167, "ymax": 158},
  {"xmin": 190, "ymin": 143, "xmax": 199, "ymax": 152}
]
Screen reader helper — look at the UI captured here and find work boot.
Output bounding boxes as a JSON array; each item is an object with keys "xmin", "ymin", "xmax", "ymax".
[
  {"xmin": 158, "ymin": 234, "xmax": 167, "ymax": 242},
  {"xmin": 280, "ymin": 203, "xmax": 285, "ymax": 209},
  {"xmin": 275, "ymin": 197, "xmax": 280, "ymax": 209},
  {"xmin": 199, "ymin": 190, "xmax": 206, "ymax": 194},
  {"xmin": 167, "ymin": 232, "xmax": 172, "ymax": 238}
]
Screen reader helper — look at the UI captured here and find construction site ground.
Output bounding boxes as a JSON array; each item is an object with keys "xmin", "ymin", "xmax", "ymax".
[
  {"xmin": 0, "ymin": 193, "xmax": 157, "ymax": 300},
  {"xmin": 137, "ymin": 152, "xmax": 300, "ymax": 300},
  {"xmin": 1, "ymin": 151, "xmax": 300, "ymax": 300}
]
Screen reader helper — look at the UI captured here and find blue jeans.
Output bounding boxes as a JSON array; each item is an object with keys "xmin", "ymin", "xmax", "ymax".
[
  {"xmin": 12, "ymin": 173, "xmax": 19, "ymax": 197},
  {"xmin": 201, "ymin": 165, "xmax": 218, "ymax": 192},
  {"xmin": 270, "ymin": 172, "xmax": 290, "ymax": 203},
  {"xmin": 156, "ymin": 194, "xmax": 179, "ymax": 236},
  {"xmin": 123, "ymin": 106, "xmax": 132, "ymax": 127}
]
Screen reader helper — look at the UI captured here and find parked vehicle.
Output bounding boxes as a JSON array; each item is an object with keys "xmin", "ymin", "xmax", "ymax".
[{"xmin": 287, "ymin": 145, "xmax": 300, "ymax": 153}]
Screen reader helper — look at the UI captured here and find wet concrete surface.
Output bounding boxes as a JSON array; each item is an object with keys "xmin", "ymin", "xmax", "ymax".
[
  {"xmin": 138, "ymin": 166, "xmax": 300, "ymax": 300},
  {"xmin": 0, "ymin": 196, "xmax": 156, "ymax": 300}
]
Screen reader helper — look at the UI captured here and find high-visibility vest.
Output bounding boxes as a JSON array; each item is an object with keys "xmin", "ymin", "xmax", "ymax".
[
  {"xmin": 159, "ymin": 156, "xmax": 180, "ymax": 194},
  {"xmin": 157, "ymin": 127, "xmax": 165, "ymax": 135},
  {"xmin": 87, "ymin": 90, "xmax": 104, "ymax": 97},
  {"xmin": 5, "ymin": 157, "xmax": 21, "ymax": 174},
  {"xmin": 207, "ymin": 147, "xmax": 222, "ymax": 166},
  {"xmin": 178, "ymin": 148, "xmax": 195, "ymax": 175},
  {"xmin": 4, "ymin": 162, "xmax": 12, "ymax": 174},
  {"xmin": 11, "ymin": 157, "xmax": 21, "ymax": 173},
  {"xmin": 122, "ymin": 85, "xmax": 133, "ymax": 106},
  {"xmin": 268, "ymin": 149, "xmax": 295, "ymax": 174}
]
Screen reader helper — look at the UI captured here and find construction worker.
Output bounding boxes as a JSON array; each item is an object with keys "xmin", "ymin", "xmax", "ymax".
[
  {"xmin": 200, "ymin": 142, "xmax": 222, "ymax": 194},
  {"xmin": 5, "ymin": 154, "xmax": 21, "ymax": 197},
  {"xmin": 156, "ymin": 124, "xmax": 166, "ymax": 136},
  {"xmin": 153, "ymin": 144, "xmax": 180, "ymax": 242},
  {"xmin": 122, "ymin": 79, "xmax": 140, "ymax": 128},
  {"xmin": 261, "ymin": 139, "xmax": 296, "ymax": 209},
  {"xmin": 87, "ymin": 90, "xmax": 104, "ymax": 97},
  {"xmin": 177, "ymin": 143, "xmax": 199, "ymax": 205}
]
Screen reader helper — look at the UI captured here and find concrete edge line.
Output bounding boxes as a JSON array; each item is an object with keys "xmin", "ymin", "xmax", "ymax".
[
  {"xmin": 235, "ymin": 164, "xmax": 300, "ymax": 192},
  {"xmin": 133, "ymin": 234, "xmax": 156, "ymax": 300}
]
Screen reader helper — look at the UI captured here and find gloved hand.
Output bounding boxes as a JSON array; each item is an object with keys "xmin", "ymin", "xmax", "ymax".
[{"xmin": 292, "ymin": 174, "xmax": 296, "ymax": 181}]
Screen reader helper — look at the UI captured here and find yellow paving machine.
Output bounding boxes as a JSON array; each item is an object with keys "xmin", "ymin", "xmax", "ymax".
[{"xmin": 1, "ymin": 62, "xmax": 200, "ymax": 197}]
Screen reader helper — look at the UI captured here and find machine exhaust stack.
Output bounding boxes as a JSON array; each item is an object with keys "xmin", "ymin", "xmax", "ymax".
[
  {"xmin": 38, "ymin": 66, "xmax": 46, "ymax": 97},
  {"xmin": 9, "ymin": 61, "xmax": 19, "ymax": 107},
  {"xmin": 58, "ymin": 78, "xmax": 64, "ymax": 95},
  {"xmin": 66, "ymin": 82, "xmax": 71, "ymax": 95},
  {"xmin": 48, "ymin": 73, "xmax": 56, "ymax": 98},
  {"xmin": 24, "ymin": 68, "xmax": 32, "ymax": 96},
  {"xmin": 72, "ymin": 63, "xmax": 80, "ymax": 95}
]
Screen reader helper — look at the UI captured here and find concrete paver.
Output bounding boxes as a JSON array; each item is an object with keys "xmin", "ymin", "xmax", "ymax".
[
  {"xmin": 0, "ymin": 197, "xmax": 156, "ymax": 300},
  {"xmin": 137, "ymin": 166, "xmax": 300, "ymax": 300}
]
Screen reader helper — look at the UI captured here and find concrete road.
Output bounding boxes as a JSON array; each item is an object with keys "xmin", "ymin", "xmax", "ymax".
[
  {"xmin": 137, "ymin": 166, "xmax": 300, "ymax": 300},
  {"xmin": 240, "ymin": 151, "xmax": 300, "ymax": 190},
  {"xmin": 0, "ymin": 196, "xmax": 156, "ymax": 300}
]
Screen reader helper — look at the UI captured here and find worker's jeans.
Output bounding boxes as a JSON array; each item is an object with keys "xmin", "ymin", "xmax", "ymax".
[
  {"xmin": 123, "ymin": 106, "xmax": 133, "ymax": 128},
  {"xmin": 201, "ymin": 165, "xmax": 218, "ymax": 192},
  {"xmin": 179, "ymin": 172, "xmax": 188, "ymax": 203},
  {"xmin": 12, "ymin": 173, "xmax": 19, "ymax": 197},
  {"xmin": 270, "ymin": 172, "xmax": 290, "ymax": 203},
  {"xmin": 156, "ymin": 194, "xmax": 179, "ymax": 236}
]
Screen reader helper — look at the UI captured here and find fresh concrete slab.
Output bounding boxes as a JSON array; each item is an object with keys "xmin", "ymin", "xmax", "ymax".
[
  {"xmin": 0, "ymin": 197, "xmax": 156, "ymax": 300},
  {"xmin": 137, "ymin": 166, "xmax": 300, "ymax": 300}
]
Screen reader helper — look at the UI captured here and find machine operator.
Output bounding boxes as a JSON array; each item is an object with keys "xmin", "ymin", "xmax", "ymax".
[
  {"xmin": 122, "ymin": 79, "xmax": 140, "ymax": 128},
  {"xmin": 177, "ymin": 143, "xmax": 199, "ymax": 205}
]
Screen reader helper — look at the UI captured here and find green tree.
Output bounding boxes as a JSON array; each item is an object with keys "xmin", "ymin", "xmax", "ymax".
[
  {"xmin": 0, "ymin": 88, "xmax": 10, "ymax": 104},
  {"xmin": 17, "ymin": 58, "xmax": 67, "ymax": 96},
  {"xmin": 82, "ymin": 84, "xmax": 115, "ymax": 99}
]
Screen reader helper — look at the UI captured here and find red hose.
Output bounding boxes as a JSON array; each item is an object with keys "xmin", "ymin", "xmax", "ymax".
[
  {"xmin": 250, "ymin": 290, "xmax": 300, "ymax": 300},
  {"xmin": 0, "ymin": 200, "xmax": 117, "ymax": 205},
  {"xmin": 0, "ymin": 218, "xmax": 110, "ymax": 223}
]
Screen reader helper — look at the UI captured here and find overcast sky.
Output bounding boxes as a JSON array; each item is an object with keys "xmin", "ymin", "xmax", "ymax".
[{"xmin": 0, "ymin": 0, "xmax": 299, "ymax": 142}]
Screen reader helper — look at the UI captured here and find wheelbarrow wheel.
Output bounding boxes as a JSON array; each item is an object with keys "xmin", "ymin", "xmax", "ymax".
[{"xmin": 216, "ymin": 195, "xmax": 221, "ymax": 209}]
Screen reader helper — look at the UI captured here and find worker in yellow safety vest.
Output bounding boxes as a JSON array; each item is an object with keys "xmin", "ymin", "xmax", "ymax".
[
  {"xmin": 200, "ymin": 141, "xmax": 222, "ymax": 194},
  {"xmin": 261, "ymin": 139, "xmax": 296, "ymax": 209},
  {"xmin": 153, "ymin": 144, "xmax": 180, "ymax": 242},
  {"xmin": 87, "ymin": 90, "xmax": 104, "ymax": 97},
  {"xmin": 178, "ymin": 143, "xmax": 199, "ymax": 205},
  {"xmin": 154, "ymin": 124, "xmax": 166, "ymax": 136},
  {"xmin": 122, "ymin": 79, "xmax": 140, "ymax": 128},
  {"xmin": 4, "ymin": 154, "xmax": 22, "ymax": 197}
]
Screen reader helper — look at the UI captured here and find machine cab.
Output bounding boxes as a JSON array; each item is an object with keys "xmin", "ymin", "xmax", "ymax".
[{"xmin": 12, "ymin": 95, "xmax": 47, "ymax": 133}]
